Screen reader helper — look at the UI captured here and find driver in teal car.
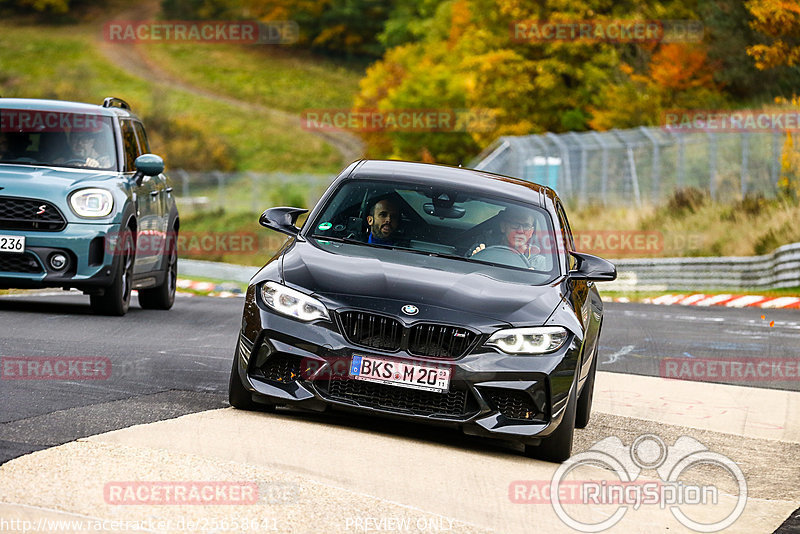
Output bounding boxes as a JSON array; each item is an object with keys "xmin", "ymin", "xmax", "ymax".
[{"xmin": 470, "ymin": 207, "xmax": 548, "ymax": 270}]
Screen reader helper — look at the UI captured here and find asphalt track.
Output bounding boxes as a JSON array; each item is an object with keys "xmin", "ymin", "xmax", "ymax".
[{"xmin": 0, "ymin": 291, "xmax": 798, "ymax": 532}]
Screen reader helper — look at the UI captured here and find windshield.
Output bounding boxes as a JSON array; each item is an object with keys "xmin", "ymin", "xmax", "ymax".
[
  {"xmin": 0, "ymin": 109, "xmax": 117, "ymax": 171},
  {"xmin": 308, "ymin": 179, "xmax": 560, "ymax": 279}
]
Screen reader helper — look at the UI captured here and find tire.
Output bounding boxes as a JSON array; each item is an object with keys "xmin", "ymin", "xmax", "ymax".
[
  {"xmin": 575, "ymin": 344, "xmax": 598, "ymax": 429},
  {"xmin": 90, "ymin": 229, "xmax": 134, "ymax": 316},
  {"xmin": 228, "ymin": 355, "xmax": 276, "ymax": 412},
  {"xmin": 138, "ymin": 230, "xmax": 177, "ymax": 310},
  {"xmin": 525, "ymin": 382, "xmax": 577, "ymax": 463}
]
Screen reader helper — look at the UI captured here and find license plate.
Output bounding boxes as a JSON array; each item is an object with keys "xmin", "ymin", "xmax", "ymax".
[
  {"xmin": 0, "ymin": 235, "xmax": 24, "ymax": 254},
  {"xmin": 349, "ymin": 355, "xmax": 451, "ymax": 393}
]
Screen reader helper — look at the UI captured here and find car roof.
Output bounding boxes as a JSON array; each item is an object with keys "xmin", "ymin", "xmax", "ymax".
[
  {"xmin": 345, "ymin": 159, "xmax": 556, "ymax": 208},
  {"xmin": 0, "ymin": 98, "xmax": 138, "ymax": 119}
]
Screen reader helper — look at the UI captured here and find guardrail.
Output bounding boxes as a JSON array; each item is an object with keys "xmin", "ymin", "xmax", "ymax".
[
  {"xmin": 178, "ymin": 259, "xmax": 259, "ymax": 284},
  {"xmin": 599, "ymin": 242, "xmax": 800, "ymax": 291},
  {"xmin": 177, "ymin": 244, "xmax": 800, "ymax": 292}
]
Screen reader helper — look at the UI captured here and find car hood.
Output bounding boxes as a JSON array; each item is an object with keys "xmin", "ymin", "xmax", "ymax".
[
  {"xmin": 0, "ymin": 165, "xmax": 119, "ymax": 197},
  {"xmin": 279, "ymin": 239, "xmax": 564, "ymax": 327}
]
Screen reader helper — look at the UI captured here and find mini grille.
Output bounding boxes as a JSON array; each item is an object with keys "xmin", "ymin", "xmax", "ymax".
[
  {"xmin": 0, "ymin": 252, "xmax": 42, "ymax": 273},
  {"xmin": 408, "ymin": 324, "xmax": 475, "ymax": 359},
  {"xmin": 0, "ymin": 197, "xmax": 66, "ymax": 232},
  {"xmin": 482, "ymin": 387, "xmax": 546, "ymax": 422},
  {"xmin": 324, "ymin": 379, "xmax": 474, "ymax": 418},
  {"xmin": 339, "ymin": 311, "xmax": 403, "ymax": 351}
]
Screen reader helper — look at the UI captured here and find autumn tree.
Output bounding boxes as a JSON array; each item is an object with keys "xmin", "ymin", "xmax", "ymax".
[{"xmin": 746, "ymin": 0, "xmax": 800, "ymax": 69}]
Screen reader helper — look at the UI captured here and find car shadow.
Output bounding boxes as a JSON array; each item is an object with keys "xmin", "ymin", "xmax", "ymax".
[
  {"xmin": 248, "ymin": 403, "xmax": 526, "ymax": 459},
  {"xmin": 0, "ymin": 293, "xmax": 148, "ymax": 316}
]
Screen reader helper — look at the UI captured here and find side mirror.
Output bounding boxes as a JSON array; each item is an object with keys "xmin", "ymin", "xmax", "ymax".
[
  {"xmin": 133, "ymin": 154, "xmax": 164, "ymax": 186},
  {"xmin": 259, "ymin": 207, "xmax": 308, "ymax": 237},
  {"xmin": 568, "ymin": 251, "xmax": 617, "ymax": 282}
]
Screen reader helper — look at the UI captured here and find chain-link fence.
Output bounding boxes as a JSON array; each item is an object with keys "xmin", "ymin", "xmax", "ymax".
[
  {"xmin": 469, "ymin": 127, "xmax": 785, "ymax": 206},
  {"xmin": 168, "ymin": 170, "xmax": 336, "ymax": 213}
]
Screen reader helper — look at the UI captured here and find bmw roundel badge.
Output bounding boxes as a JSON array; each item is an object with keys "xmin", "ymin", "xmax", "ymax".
[{"xmin": 401, "ymin": 304, "xmax": 419, "ymax": 315}]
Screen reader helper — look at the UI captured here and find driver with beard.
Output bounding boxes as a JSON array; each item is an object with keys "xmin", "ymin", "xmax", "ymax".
[
  {"xmin": 469, "ymin": 206, "xmax": 547, "ymax": 270},
  {"xmin": 365, "ymin": 194, "xmax": 408, "ymax": 246}
]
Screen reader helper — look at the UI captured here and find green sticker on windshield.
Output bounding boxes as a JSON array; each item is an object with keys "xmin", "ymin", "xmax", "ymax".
[{"xmin": 318, "ymin": 222, "xmax": 332, "ymax": 231}]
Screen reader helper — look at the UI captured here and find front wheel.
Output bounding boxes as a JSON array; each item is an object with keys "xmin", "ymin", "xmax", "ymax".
[
  {"xmin": 575, "ymin": 344, "xmax": 598, "ymax": 429},
  {"xmin": 228, "ymin": 356, "xmax": 275, "ymax": 412},
  {"xmin": 138, "ymin": 232, "xmax": 177, "ymax": 310},
  {"xmin": 524, "ymin": 384, "xmax": 577, "ymax": 463},
  {"xmin": 90, "ymin": 230, "xmax": 134, "ymax": 316}
]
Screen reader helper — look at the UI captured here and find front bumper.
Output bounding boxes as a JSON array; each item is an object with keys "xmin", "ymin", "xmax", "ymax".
[
  {"xmin": 235, "ymin": 287, "xmax": 581, "ymax": 447},
  {"xmin": 0, "ymin": 223, "xmax": 121, "ymax": 290}
]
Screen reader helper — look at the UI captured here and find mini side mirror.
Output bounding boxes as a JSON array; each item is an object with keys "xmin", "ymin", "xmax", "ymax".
[{"xmin": 133, "ymin": 154, "xmax": 164, "ymax": 186}]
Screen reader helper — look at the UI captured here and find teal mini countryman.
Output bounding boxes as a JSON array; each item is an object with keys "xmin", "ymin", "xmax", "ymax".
[{"xmin": 0, "ymin": 97, "xmax": 178, "ymax": 315}]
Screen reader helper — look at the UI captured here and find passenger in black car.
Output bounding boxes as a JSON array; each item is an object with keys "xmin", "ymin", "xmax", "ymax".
[{"xmin": 469, "ymin": 207, "xmax": 548, "ymax": 270}]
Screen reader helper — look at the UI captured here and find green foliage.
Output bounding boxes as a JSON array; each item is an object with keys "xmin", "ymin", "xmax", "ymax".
[
  {"xmin": 0, "ymin": 23, "xmax": 344, "ymax": 173},
  {"xmin": 141, "ymin": 104, "xmax": 237, "ymax": 172}
]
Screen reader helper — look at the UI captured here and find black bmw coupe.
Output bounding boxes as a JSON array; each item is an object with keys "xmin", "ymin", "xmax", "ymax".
[{"xmin": 229, "ymin": 160, "xmax": 616, "ymax": 462}]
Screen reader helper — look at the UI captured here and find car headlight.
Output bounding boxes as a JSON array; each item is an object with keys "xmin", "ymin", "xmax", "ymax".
[
  {"xmin": 485, "ymin": 327, "xmax": 568, "ymax": 354},
  {"xmin": 69, "ymin": 188, "xmax": 114, "ymax": 218},
  {"xmin": 260, "ymin": 281, "xmax": 330, "ymax": 322}
]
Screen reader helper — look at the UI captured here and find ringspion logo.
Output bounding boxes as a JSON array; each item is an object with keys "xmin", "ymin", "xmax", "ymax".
[{"xmin": 512, "ymin": 434, "xmax": 747, "ymax": 532}]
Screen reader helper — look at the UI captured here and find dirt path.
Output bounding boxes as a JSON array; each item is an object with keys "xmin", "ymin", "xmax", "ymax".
[{"xmin": 95, "ymin": 2, "xmax": 364, "ymax": 165}]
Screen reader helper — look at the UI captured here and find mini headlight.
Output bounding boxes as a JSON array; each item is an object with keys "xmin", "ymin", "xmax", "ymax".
[
  {"xmin": 260, "ymin": 281, "xmax": 330, "ymax": 322},
  {"xmin": 485, "ymin": 326, "xmax": 568, "ymax": 354},
  {"xmin": 69, "ymin": 188, "xmax": 114, "ymax": 218}
]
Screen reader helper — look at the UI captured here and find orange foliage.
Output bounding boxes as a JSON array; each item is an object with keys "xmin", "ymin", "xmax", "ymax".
[{"xmin": 649, "ymin": 44, "xmax": 717, "ymax": 91}]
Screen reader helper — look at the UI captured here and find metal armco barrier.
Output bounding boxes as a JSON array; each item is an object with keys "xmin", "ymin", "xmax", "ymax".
[{"xmin": 599, "ymin": 242, "xmax": 800, "ymax": 291}]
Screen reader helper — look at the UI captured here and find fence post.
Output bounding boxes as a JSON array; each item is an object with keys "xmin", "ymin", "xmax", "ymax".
[
  {"xmin": 251, "ymin": 172, "xmax": 259, "ymax": 213},
  {"xmin": 772, "ymin": 130, "xmax": 782, "ymax": 189},
  {"xmin": 740, "ymin": 132, "xmax": 749, "ymax": 197},
  {"xmin": 707, "ymin": 132, "xmax": 718, "ymax": 200},
  {"xmin": 676, "ymin": 132, "xmax": 685, "ymax": 189},
  {"xmin": 640, "ymin": 127, "xmax": 660, "ymax": 203},
  {"xmin": 215, "ymin": 171, "xmax": 224, "ymax": 210},
  {"xmin": 546, "ymin": 133, "xmax": 573, "ymax": 200},
  {"xmin": 590, "ymin": 132, "xmax": 609, "ymax": 205},
  {"xmin": 626, "ymin": 145, "xmax": 642, "ymax": 207},
  {"xmin": 178, "ymin": 169, "xmax": 189, "ymax": 199}
]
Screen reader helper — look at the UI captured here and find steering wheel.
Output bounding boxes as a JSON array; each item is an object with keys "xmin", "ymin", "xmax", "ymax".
[
  {"xmin": 63, "ymin": 158, "xmax": 87, "ymax": 165},
  {"xmin": 470, "ymin": 245, "xmax": 531, "ymax": 269}
]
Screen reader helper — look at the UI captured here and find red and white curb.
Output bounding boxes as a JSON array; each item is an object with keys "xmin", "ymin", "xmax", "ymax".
[
  {"xmin": 176, "ymin": 278, "xmax": 244, "ymax": 298},
  {"xmin": 603, "ymin": 294, "xmax": 800, "ymax": 308}
]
